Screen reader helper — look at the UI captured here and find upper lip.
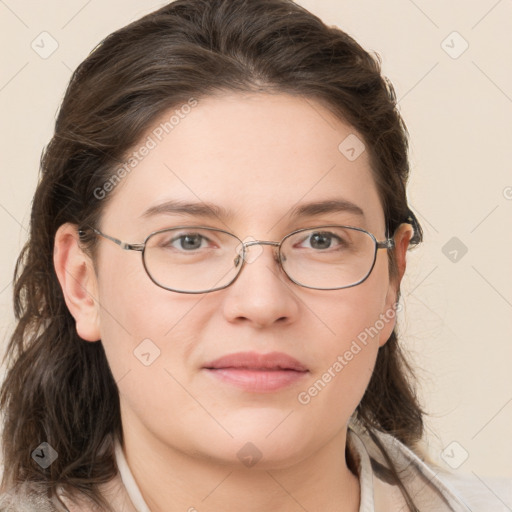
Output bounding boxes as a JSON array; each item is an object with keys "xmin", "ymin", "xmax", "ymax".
[{"xmin": 203, "ymin": 351, "xmax": 308, "ymax": 371}]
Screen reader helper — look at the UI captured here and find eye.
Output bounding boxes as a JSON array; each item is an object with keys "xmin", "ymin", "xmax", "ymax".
[
  {"xmin": 171, "ymin": 233, "xmax": 209, "ymax": 251},
  {"xmin": 155, "ymin": 231, "xmax": 216, "ymax": 251},
  {"xmin": 296, "ymin": 230, "xmax": 348, "ymax": 251}
]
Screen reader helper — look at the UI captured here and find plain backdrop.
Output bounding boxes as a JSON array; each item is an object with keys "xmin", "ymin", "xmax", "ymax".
[{"xmin": 0, "ymin": 0, "xmax": 511, "ymax": 485}]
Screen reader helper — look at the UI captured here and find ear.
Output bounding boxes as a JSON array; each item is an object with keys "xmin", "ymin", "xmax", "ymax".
[
  {"xmin": 53, "ymin": 223, "xmax": 101, "ymax": 342},
  {"xmin": 378, "ymin": 222, "xmax": 414, "ymax": 347}
]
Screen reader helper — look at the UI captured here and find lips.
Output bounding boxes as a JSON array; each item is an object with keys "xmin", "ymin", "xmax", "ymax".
[
  {"xmin": 202, "ymin": 351, "xmax": 309, "ymax": 392},
  {"xmin": 203, "ymin": 351, "xmax": 308, "ymax": 372}
]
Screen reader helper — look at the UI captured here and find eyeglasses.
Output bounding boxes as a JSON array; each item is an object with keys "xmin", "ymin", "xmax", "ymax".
[{"xmin": 82, "ymin": 225, "xmax": 395, "ymax": 294}]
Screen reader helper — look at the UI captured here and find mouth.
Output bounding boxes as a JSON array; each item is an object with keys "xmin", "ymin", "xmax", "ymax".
[
  {"xmin": 202, "ymin": 351, "xmax": 309, "ymax": 392},
  {"xmin": 203, "ymin": 351, "xmax": 308, "ymax": 371}
]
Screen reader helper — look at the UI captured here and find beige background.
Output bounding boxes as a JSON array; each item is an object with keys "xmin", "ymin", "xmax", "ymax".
[{"xmin": 0, "ymin": 0, "xmax": 511, "ymax": 486}]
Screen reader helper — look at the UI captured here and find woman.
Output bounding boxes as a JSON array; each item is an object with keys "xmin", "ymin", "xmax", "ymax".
[{"xmin": 0, "ymin": 0, "xmax": 509, "ymax": 511}]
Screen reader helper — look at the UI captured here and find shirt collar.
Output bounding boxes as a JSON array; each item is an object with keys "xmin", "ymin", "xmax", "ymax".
[{"xmin": 115, "ymin": 441, "xmax": 152, "ymax": 512}]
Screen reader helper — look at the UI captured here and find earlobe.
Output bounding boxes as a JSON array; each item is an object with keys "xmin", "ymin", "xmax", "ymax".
[{"xmin": 53, "ymin": 223, "xmax": 101, "ymax": 342}]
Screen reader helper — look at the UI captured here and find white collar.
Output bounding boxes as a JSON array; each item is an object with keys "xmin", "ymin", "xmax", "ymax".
[{"xmin": 114, "ymin": 441, "xmax": 152, "ymax": 512}]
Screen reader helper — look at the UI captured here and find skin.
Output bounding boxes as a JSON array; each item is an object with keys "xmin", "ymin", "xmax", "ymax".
[{"xmin": 54, "ymin": 92, "xmax": 413, "ymax": 512}]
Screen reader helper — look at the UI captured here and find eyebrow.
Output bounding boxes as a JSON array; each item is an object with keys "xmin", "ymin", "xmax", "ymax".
[
  {"xmin": 140, "ymin": 198, "xmax": 365, "ymax": 222},
  {"xmin": 290, "ymin": 198, "xmax": 364, "ymax": 219}
]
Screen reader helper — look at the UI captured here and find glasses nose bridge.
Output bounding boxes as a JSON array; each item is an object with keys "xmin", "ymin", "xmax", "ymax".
[
  {"xmin": 244, "ymin": 240, "xmax": 280, "ymax": 248},
  {"xmin": 242, "ymin": 239, "xmax": 282, "ymax": 263}
]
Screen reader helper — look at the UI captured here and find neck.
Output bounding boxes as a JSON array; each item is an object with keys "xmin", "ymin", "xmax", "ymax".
[{"xmin": 121, "ymin": 417, "xmax": 360, "ymax": 512}]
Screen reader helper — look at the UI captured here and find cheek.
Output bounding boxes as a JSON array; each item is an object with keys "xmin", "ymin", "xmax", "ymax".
[
  {"xmin": 318, "ymin": 255, "xmax": 391, "ymax": 353},
  {"xmin": 303, "ymin": 297, "xmax": 382, "ymax": 397},
  {"xmin": 94, "ymin": 252, "xmax": 203, "ymax": 385},
  {"xmin": 300, "ymin": 255, "xmax": 391, "ymax": 401},
  {"xmin": 96, "ymin": 277, "xmax": 203, "ymax": 434}
]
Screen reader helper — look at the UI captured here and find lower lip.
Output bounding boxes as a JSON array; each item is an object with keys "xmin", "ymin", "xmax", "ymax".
[{"xmin": 204, "ymin": 368, "xmax": 308, "ymax": 392}]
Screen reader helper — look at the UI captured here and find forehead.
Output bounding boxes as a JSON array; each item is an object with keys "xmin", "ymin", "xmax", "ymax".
[{"xmin": 101, "ymin": 92, "xmax": 384, "ymax": 236}]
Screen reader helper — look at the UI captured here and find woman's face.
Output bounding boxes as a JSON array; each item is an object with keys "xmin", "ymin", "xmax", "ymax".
[{"xmin": 61, "ymin": 92, "xmax": 411, "ymax": 469}]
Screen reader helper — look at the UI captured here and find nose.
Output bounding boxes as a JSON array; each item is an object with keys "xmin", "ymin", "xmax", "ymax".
[{"xmin": 222, "ymin": 242, "xmax": 299, "ymax": 328}]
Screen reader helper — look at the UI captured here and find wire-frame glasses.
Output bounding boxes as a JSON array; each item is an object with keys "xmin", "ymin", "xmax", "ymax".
[{"xmin": 81, "ymin": 225, "xmax": 396, "ymax": 294}]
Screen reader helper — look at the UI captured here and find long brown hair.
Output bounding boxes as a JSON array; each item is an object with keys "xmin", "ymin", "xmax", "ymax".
[{"xmin": 0, "ymin": 0, "xmax": 425, "ymax": 510}]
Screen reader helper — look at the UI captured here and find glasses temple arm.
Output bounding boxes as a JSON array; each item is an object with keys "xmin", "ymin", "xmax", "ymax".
[{"xmin": 84, "ymin": 228, "xmax": 144, "ymax": 251}]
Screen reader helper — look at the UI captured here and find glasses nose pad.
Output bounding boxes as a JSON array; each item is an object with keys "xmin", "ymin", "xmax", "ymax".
[
  {"xmin": 233, "ymin": 242, "xmax": 283, "ymax": 268},
  {"xmin": 234, "ymin": 240, "xmax": 247, "ymax": 267},
  {"xmin": 233, "ymin": 253, "xmax": 243, "ymax": 267}
]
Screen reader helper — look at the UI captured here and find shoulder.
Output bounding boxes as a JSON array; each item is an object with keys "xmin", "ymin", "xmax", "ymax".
[
  {"xmin": 0, "ymin": 480, "xmax": 113, "ymax": 512},
  {"xmin": 348, "ymin": 418, "xmax": 512, "ymax": 512},
  {"xmin": 0, "ymin": 481, "xmax": 64, "ymax": 511},
  {"xmin": 435, "ymin": 469, "xmax": 512, "ymax": 512},
  {"xmin": 0, "ymin": 471, "xmax": 136, "ymax": 512}
]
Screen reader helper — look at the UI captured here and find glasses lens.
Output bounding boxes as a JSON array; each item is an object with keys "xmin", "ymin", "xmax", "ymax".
[
  {"xmin": 281, "ymin": 226, "xmax": 377, "ymax": 289},
  {"xmin": 142, "ymin": 226, "xmax": 378, "ymax": 292},
  {"xmin": 143, "ymin": 227, "xmax": 242, "ymax": 293}
]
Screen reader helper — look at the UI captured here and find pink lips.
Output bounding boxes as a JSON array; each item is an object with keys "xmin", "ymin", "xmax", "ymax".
[{"xmin": 203, "ymin": 351, "xmax": 309, "ymax": 392}]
